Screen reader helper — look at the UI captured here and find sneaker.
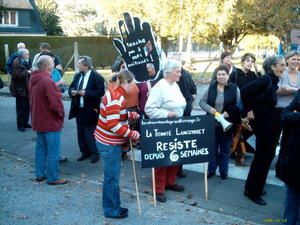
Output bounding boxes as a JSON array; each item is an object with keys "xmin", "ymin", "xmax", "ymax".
[
  {"xmin": 165, "ymin": 184, "xmax": 184, "ymax": 192},
  {"xmin": 156, "ymin": 193, "xmax": 167, "ymax": 203}
]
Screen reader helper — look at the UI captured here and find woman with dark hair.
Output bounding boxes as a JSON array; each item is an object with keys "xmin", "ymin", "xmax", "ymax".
[
  {"xmin": 94, "ymin": 70, "xmax": 140, "ymax": 219},
  {"xmin": 229, "ymin": 53, "xmax": 261, "ymax": 86},
  {"xmin": 200, "ymin": 65, "xmax": 241, "ymax": 180},
  {"xmin": 211, "ymin": 51, "xmax": 237, "ymax": 82},
  {"xmin": 241, "ymin": 55, "xmax": 286, "ymax": 205},
  {"xmin": 229, "ymin": 53, "xmax": 261, "ymax": 165}
]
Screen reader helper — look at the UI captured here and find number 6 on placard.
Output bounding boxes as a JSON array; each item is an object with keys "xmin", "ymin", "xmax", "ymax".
[{"xmin": 170, "ymin": 150, "xmax": 179, "ymax": 162}]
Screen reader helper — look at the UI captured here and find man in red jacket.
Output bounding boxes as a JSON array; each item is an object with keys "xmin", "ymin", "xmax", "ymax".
[{"xmin": 29, "ymin": 55, "xmax": 67, "ymax": 185}]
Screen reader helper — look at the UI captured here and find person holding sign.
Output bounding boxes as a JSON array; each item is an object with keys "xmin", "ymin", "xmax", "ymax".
[
  {"xmin": 200, "ymin": 65, "xmax": 241, "ymax": 180},
  {"xmin": 94, "ymin": 70, "xmax": 140, "ymax": 219},
  {"xmin": 145, "ymin": 60, "xmax": 186, "ymax": 203}
]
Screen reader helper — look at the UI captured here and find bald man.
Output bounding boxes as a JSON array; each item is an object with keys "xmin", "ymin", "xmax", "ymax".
[{"xmin": 30, "ymin": 55, "xmax": 67, "ymax": 185}]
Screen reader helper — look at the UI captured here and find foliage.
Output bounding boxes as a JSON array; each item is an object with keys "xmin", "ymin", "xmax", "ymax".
[
  {"xmin": 0, "ymin": 36, "xmax": 119, "ymax": 72},
  {"xmin": 56, "ymin": 0, "xmax": 105, "ymax": 36},
  {"xmin": 32, "ymin": 0, "xmax": 299, "ymax": 51},
  {"xmin": 35, "ymin": 0, "xmax": 63, "ymax": 35}
]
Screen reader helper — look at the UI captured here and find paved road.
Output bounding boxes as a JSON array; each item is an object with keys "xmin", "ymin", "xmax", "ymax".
[{"xmin": 0, "ymin": 94, "xmax": 285, "ymax": 225}]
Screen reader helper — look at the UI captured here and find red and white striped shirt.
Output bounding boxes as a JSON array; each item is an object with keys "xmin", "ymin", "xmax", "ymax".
[{"xmin": 94, "ymin": 86, "xmax": 136, "ymax": 145}]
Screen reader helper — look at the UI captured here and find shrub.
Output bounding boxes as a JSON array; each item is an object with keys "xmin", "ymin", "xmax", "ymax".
[{"xmin": 0, "ymin": 36, "xmax": 168, "ymax": 73}]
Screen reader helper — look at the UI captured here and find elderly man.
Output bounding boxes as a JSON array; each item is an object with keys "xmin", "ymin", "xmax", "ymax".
[
  {"xmin": 29, "ymin": 55, "xmax": 67, "ymax": 185},
  {"xmin": 9, "ymin": 48, "xmax": 31, "ymax": 131},
  {"xmin": 68, "ymin": 56, "xmax": 105, "ymax": 163},
  {"xmin": 6, "ymin": 42, "xmax": 28, "ymax": 75}
]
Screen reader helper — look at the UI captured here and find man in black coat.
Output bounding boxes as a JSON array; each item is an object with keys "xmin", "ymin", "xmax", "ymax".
[
  {"xmin": 176, "ymin": 67, "xmax": 197, "ymax": 177},
  {"xmin": 10, "ymin": 48, "xmax": 31, "ymax": 132},
  {"xmin": 68, "ymin": 56, "xmax": 105, "ymax": 163},
  {"xmin": 177, "ymin": 68, "xmax": 197, "ymax": 117}
]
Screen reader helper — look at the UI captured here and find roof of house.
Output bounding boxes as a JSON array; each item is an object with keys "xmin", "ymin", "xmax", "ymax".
[{"xmin": 2, "ymin": 0, "xmax": 33, "ymax": 10}]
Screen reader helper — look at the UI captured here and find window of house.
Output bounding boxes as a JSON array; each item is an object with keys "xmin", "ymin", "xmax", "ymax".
[{"xmin": 0, "ymin": 10, "xmax": 18, "ymax": 26}]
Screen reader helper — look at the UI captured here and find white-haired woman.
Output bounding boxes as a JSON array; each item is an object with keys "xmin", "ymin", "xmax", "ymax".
[{"xmin": 145, "ymin": 60, "xmax": 186, "ymax": 203}]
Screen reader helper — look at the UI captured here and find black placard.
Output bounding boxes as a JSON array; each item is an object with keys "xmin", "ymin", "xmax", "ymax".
[
  {"xmin": 113, "ymin": 13, "xmax": 160, "ymax": 82},
  {"xmin": 140, "ymin": 115, "xmax": 215, "ymax": 168}
]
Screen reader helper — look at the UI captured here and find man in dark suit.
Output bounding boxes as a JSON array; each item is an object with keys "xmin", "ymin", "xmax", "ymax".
[
  {"xmin": 176, "ymin": 66, "xmax": 197, "ymax": 177},
  {"xmin": 68, "ymin": 56, "xmax": 105, "ymax": 163}
]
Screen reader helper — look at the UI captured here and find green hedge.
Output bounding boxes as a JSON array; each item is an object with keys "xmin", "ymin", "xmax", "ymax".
[{"xmin": 0, "ymin": 36, "xmax": 169, "ymax": 73}]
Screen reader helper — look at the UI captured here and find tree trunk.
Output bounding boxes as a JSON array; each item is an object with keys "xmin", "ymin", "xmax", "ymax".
[
  {"xmin": 186, "ymin": 32, "xmax": 192, "ymax": 54},
  {"xmin": 179, "ymin": 35, "xmax": 184, "ymax": 52}
]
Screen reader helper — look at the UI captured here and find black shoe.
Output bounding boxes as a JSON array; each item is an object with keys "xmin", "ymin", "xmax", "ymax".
[
  {"xmin": 207, "ymin": 172, "xmax": 215, "ymax": 179},
  {"xmin": 77, "ymin": 154, "xmax": 91, "ymax": 161},
  {"xmin": 220, "ymin": 173, "xmax": 228, "ymax": 180},
  {"xmin": 244, "ymin": 191, "xmax": 267, "ymax": 205},
  {"xmin": 105, "ymin": 210, "xmax": 128, "ymax": 219},
  {"xmin": 122, "ymin": 151, "xmax": 129, "ymax": 160},
  {"xmin": 245, "ymin": 189, "xmax": 267, "ymax": 196},
  {"xmin": 18, "ymin": 127, "xmax": 26, "ymax": 132},
  {"xmin": 165, "ymin": 184, "xmax": 184, "ymax": 192},
  {"xmin": 59, "ymin": 156, "xmax": 68, "ymax": 163},
  {"xmin": 36, "ymin": 176, "xmax": 46, "ymax": 182},
  {"xmin": 121, "ymin": 207, "xmax": 128, "ymax": 214},
  {"xmin": 230, "ymin": 152, "xmax": 236, "ymax": 159},
  {"xmin": 90, "ymin": 154, "xmax": 99, "ymax": 163},
  {"xmin": 25, "ymin": 124, "xmax": 32, "ymax": 128},
  {"xmin": 177, "ymin": 170, "xmax": 187, "ymax": 178},
  {"xmin": 47, "ymin": 179, "xmax": 68, "ymax": 185},
  {"xmin": 156, "ymin": 193, "xmax": 167, "ymax": 203},
  {"xmin": 260, "ymin": 190, "xmax": 267, "ymax": 196}
]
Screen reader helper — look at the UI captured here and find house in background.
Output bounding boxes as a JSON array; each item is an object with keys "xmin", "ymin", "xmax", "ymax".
[{"xmin": 0, "ymin": 0, "xmax": 45, "ymax": 36}]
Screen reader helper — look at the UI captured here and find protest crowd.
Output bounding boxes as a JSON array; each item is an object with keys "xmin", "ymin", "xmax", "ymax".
[{"xmin": 3, "ymin": 13, "xmax": 300, "ymax": 225}]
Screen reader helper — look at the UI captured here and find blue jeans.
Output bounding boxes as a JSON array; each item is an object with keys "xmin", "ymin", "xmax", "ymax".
[
  {"xmin": 96, "ymin": 141, "xmax": 122, "ymax": 217},
  {"xmin": 208, "ymin": 126, "xmax": 233, "ymax": 175},
  {"xmin": 284, "ymin": 185, "xmax": 300, "ymax": 225},
  {"xmin": 35, "ymin": 131, "xmax": 61, "ymax": 182}
]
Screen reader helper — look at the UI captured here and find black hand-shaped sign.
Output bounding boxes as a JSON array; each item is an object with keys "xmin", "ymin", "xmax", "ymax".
[{"xmin": 113, "ymin": 12, "xmax": 160, "ymax": 82}]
